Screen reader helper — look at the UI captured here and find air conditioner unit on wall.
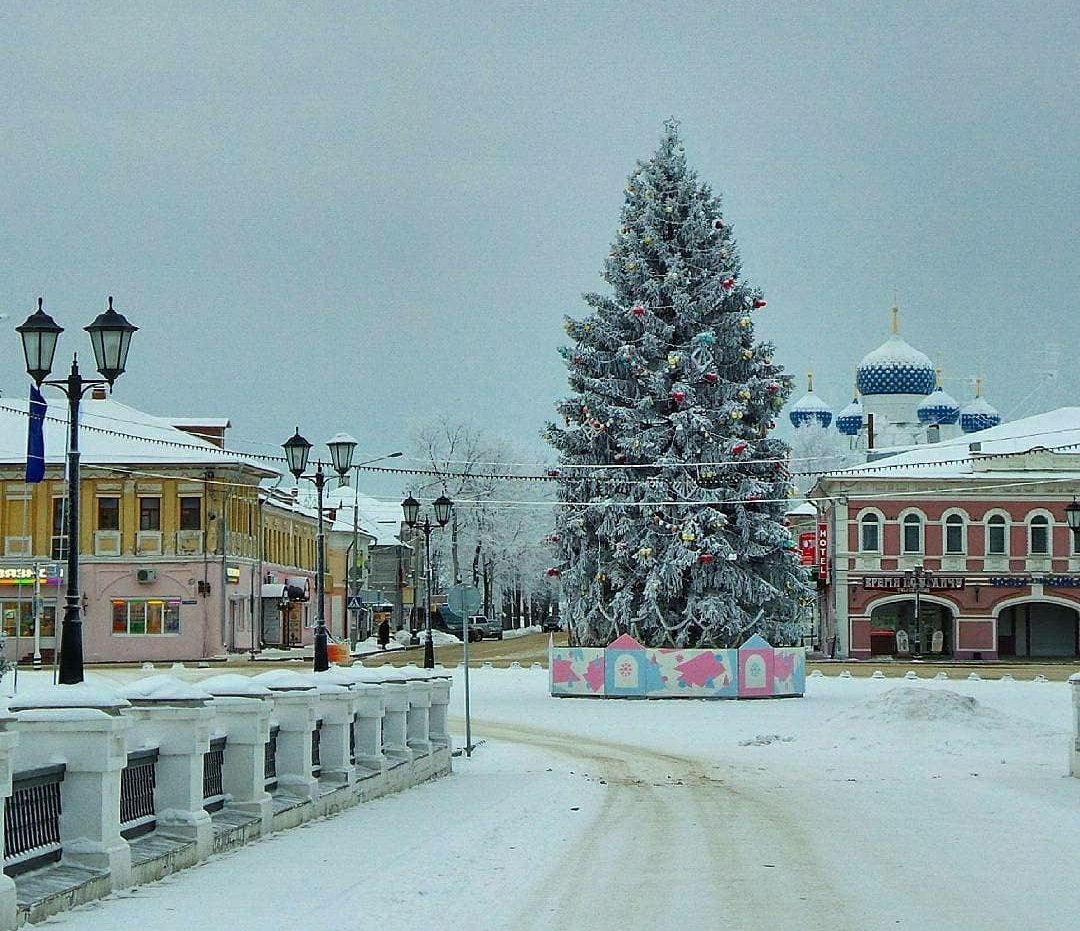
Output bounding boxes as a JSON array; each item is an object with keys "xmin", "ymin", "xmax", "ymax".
[{"xmin": 136, "ymin": 568, "xmax": 156, "ymax": 584}]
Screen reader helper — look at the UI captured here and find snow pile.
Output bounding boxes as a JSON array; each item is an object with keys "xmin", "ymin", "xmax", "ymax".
[
  {"xmin": 846, "ymin": 686, "xmax": 1005, "ymax": 728},
  {"xmin": 738, "ymin": 734, "xmax": 794, "ymax": 746}
]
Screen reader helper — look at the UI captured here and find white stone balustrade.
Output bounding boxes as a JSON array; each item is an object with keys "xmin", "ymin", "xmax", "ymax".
[
  {"xmin": 428, "ymin": 672, "xmax": 452, "ymax": 749},
  {"xmin": 118, "ymin": 676, "xmax": 215, "ymax": 859},
  {"xmin": 252, "ymin": 671, "xmax": 321, "ymax": 800},
  {"xmin": 1070, "ymin": 672, "xmax": 1080, "ymax": 777},
  {"xmin": 199, "ymin": 674, "xmax": 275, "ymax": 834},
  {"xmin": 0, "ymin": 664, "xmax": 451, "ymax": 930},
  {"xmin": 9, "ymin": 685, "xmax": 133, "ymax": 889},
  {"xmin": 0, "ymin": 709, "xmax": 20, "ymax": 931}
]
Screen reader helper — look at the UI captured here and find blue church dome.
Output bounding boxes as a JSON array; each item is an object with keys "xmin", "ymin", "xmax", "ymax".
[
  {"xmin": 917, "ymin": 386, "xmax": 960, "ymax": 425},
  {"xmin": 835, "ymin": 396, "xmax": 863, "ymax": 436},
  {"xmin": 855, "ymin": 307, "xmax": 935, "ymax": 397},
  {"xmin": 960, "ymin": 395, "xmax": 1001, "ymax": 433},
  {"xmin": 789, "ymin": 373, "xmax": 832, "ymax": 428}
]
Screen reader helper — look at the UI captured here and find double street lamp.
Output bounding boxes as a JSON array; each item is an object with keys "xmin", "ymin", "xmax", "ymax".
[
  {"xmin": 282, "ymin": 428, "xmax": 357, "ymax": 672},
  {"xmin": 401, "ymin": 493, "xmax": 453, "ymax": 668},
  {"xmin": 16, "ymin": 297, "xmax": 138, "ymax": 684}
]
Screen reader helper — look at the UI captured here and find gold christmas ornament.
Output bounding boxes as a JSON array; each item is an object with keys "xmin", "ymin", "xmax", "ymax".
[
  {"xmin": 626, "ymin": 262, "xmax": 637, "ymax": 271},
  {"xmin": 643, "ymin": 235, "xmax": 653, "ymax": 245},
  {"xmin": 739, "ymin": 316, "xmax": 751, "ymax": 328},
  {"xmin": 739, "ymin": 389, "xmax": 751, "ymax": 400},
  {"xmin": 681, "ymin": 530, "xmax": 696, "ymax": 542},
  {"xmin": 742, "ymin": 349, "xmax": 753, "ymax": 360},
  {"xmin": 664, "ymin": 205, "xmax": 674, "ymax": 214}
]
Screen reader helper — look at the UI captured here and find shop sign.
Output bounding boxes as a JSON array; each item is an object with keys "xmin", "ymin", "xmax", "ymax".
[
  {"xmin": 798, "ymin": 532, "xmax": 816, "ymax": 566},
  {"xmin": 990, "ymin": 575, "xmax": 1080, "ymax": 588},
  {"xmin": 862, "ymin": 575, "xmax": 965, "ymax": 591},
  {"xmin": 817, "ymin": 521, "xmax": 829, "ymax": 584},
  {"xmin": 0, "ymin": 565, "xmax": 64, "ymax": 586}
]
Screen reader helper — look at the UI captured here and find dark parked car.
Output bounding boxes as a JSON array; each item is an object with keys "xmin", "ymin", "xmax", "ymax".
[{"xmin": 542, "ymin": 616, "xmax": 563, "ymax": 633}]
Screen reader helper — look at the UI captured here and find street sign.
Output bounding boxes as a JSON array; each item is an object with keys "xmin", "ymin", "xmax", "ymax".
[
  {"xmin": 347, "ymin": 595, "xmax": 364, "ymax": 611},
  {"xmin": 447, "ymin": 583, "xmax": 481, "ymax": 617}
]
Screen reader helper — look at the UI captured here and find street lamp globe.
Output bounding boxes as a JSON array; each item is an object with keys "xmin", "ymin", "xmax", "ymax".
[
  {"xmin": 401, "ymin": 494, "xmax": 420, "ymax": 528},
  {"xmin": 433, "ymin": 494, "xmax": 453, "ymax": 526},
  {"xmin": 84, "ymin": 296, "xmax": 138, "ymax": 387},
  {"xmin": 1065, "ymin": 498, "xmax": 1080, "ymax": 541},
  {"xmin": 283, "ymin": 428, "xmax": 312, "ymax": 479},
  {"xmin": 326, "ymin": 432, "xmax": 358, "ymax": 476},
  {"xmin": 16, "ymin": 298, "xmax": 64, "ymax": 385}
]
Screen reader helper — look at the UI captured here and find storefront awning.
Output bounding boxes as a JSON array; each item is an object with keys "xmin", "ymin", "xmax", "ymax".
[{"xmin": 261, "ymin": 583, "xmax": 287, "ymax": 599}]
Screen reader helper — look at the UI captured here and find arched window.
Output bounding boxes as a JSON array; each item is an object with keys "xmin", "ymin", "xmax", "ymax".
[
  {"xmin": 860, "ymin": 513, "xmax": 880, "ymax": 552},
  {"xmin": 902, "ymin": 513, "xmax": 922, "ymax": 553},
  {"xmin": 1029, "ymin": 514, "xmax": 1050, "ymax": 555},
  {"xmin": 986, "ymin": 514, "xmax": 1007, "ymax": 555},
  {"xmin": 944, "ymin": 514, "xmax": 965, "ymax": 554}
]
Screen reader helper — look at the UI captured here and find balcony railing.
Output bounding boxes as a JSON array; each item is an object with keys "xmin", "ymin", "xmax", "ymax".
[
  {"xmin": 264, "ymin": 726, "xmax": 279, "ymax": 791},
  {"xmin": 120, "ymin": 748, "xmax": 158, "ymax": 840},
  {"xmin": 202, "ymin": 737, "xmax": 227, "ymax": 812},
  {"xmin": 3, "ymin": 764, "xmax": 65, "ymax": 876}
]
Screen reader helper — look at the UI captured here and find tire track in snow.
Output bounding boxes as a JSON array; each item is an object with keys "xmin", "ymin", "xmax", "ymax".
[{"xmin": 458, "ymin": 718, "xmax": 850, "ymax": 931}]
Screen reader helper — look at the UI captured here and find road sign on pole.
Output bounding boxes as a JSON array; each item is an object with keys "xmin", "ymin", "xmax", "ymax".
[{"xmin": 347, "ymin": 595, "xmax": 364, "ymax": 611}]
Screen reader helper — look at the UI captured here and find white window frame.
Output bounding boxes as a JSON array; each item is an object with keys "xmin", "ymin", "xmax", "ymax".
[
  {"xmin": 985, "ymin": 512, "xmax": 1009, "ymax": 556},
  {"xmin": 942, "ymin": 511, "xmax": 967, "ymax": 555},
  {"xmin": 1027, "ymin": 511, "xmax": 1053, "ymax": 556},
  {"xmin": 858, "ymin": 510, "xmax": 882, "ymax": 553},
  {"xmin": 900, "ymin": 510, "xmax": 924, "ymax": 555}
]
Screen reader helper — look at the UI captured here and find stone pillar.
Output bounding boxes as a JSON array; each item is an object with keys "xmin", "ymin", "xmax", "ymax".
[
  {"xmin": 405, "ymin": 678, "xmax": 432, "ymax": 757},
  {"xmin": 380, "ymin": 682, "xmax": 411, "ymax": 762},
  {"xmin": 428, "ymin": 675, "xmax": 452, "ymax": 750},
  {"xmin": 123, "ymin": 703, "xmax": 214, "ymax": 859},
  {"xmin": 313, "ymin": 688, "xmax": 356, "ymax": 786},
  {"xmin": 210, "ymin": 697, "xmax": 273, "ymax": 833},
  {"xmin": 269, "ymin": 691, "xmax": 320, "ymax": 800},
  {"xmin": 1070, "ymin": 672, "xmax": 1080, "ymax": 777},
  {"xmin": 350, "ymin": 683, "xmax": 386, "ymax": 774},
  {"xmin": 0, "ymin": 710, "xmax": 20, "ymax": 931},
  {"xmin": 11, "ymin": 705, "xmax": 133, "ymax": 888}
]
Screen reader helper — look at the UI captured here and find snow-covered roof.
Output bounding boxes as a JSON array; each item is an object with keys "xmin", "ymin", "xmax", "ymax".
[
  {"xmin": 819, "ymin": 407, "xmax": 1080, "ymax": 481},
  {"xmin": 0, "ymin": 395, "xmax": 276, "ymax": 476},
  {"xmin": 165, "ymin": 417, "xmax": 232, "ymax": 429}
]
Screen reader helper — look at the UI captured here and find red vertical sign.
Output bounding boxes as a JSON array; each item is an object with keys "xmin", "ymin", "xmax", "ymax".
[
  {"xmin": 817, "ymin": 520, "xmax": 829, "ymax": 584},
  {"xmin": 798, "ymin": 532, "xmax": 816, "ymax": 566}
]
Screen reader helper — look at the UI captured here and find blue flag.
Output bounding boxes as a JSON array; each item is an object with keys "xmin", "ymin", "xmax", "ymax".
[{"xmin": 25, "ymin": 384, "xmax": 46, "ymax": 484}]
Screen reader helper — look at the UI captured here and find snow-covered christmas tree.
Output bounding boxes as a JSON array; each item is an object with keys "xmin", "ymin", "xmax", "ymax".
[{"xmin": 544, "ymin": 123, "xmax": 809, "ymax": 648}]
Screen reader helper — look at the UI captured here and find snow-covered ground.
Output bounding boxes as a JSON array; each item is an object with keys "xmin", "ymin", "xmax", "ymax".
[{"xmin": 20, "ymin": 666, "xmax": 1080, "ymax": 931}]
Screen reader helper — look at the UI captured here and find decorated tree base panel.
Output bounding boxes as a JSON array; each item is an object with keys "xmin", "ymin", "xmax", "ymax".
[{"xmin": 550, "ymin": 633, "xmax": 805, "ymax": 699}]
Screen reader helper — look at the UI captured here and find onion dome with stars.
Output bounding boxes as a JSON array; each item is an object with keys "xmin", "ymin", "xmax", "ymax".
[
  {"xmin": 960, "ymin": 379, "xmax": 1002, "ymax": 433},
  {"xmin": 835, "ymin": 391, "xmax": 864, "ymax": 436},
  {"xmin": 856, "ymin": 305, "xmax": 936, "ymax": 397},
  {"xmin": 789, "ymin": 372, "xmax": 833, "ymax": 428},
  {"xmin": 917, "ymin": 371, "xmax": 961, "ymax": 425}
]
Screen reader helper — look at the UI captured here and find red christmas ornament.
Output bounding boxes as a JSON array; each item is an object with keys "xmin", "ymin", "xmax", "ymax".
[
  {"xmin": 731, "ymin": 441, "xmax": 747, "ymax": 455},
  {"xmin": 712, "ymin": 218, "xmax": 725, "ymax": 230},
  {"xmin": 631, "ymin": 304, "xmax": 646, "ymax": 317},
  {"xmin": 704, "ymin": 372, "xmax": 719, "ymax": 385},
  {"xmin": 546, "ymin": 468, "xmax": 561, "ymax": 478},
  {"xmin": 613, "ymin": 453, "xmax": 626, "ymax": 463},
  {"xmin": 753, "ymin": 299, "xmax": 767, "ymax": 309},
  {"xmin": 722, "ymin": 277, "xmax": 735, "ymax": 290},
  {"xmin": 699, "ymin": 553, "xmax": 715, "ymax": 564},
  {"xmin": 671, "ymin": 390, "xmax": 686, "ymax": 403},
  {"xmin": 546, "ymin": 567, "xmax": 560, "ymax": 578},
  {"xmin": 766, "ymin": 382, "xmax": 780, "ymax": 394}
]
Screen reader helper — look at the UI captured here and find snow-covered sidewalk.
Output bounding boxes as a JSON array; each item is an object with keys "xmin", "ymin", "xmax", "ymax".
[{"xmin": 39, "ymin": 667, "xmax": 1080, "ymax": 931}]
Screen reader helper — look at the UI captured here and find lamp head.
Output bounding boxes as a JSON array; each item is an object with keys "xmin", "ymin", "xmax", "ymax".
[
  {"xmin": 16, "ymin": 298, "xmax": 63, "ymax": 386},
  {"xmin": 84, "ymin": 296, "xmax": 137, "ymax": 387},
  {"xmin": 283, "ymin": 428, "xmax": 312, "ymax": 479}
]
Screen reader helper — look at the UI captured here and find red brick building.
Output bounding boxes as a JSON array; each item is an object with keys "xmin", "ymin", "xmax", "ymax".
[{"xmin": 809, "ymin": 408, "xmax": 1080, "ymax": 660}]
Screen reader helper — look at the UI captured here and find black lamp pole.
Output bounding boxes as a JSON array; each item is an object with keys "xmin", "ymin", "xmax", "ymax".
[
  {"xmin": 283, "ymin": 429, "xmax": 357, "ymax": 672},
  {"xmin": 16, "ymin": 297, "xmax": 137, "ymax": 685},
  {"xmin": 401, "ymin": 494, "xmax": 453, "ymax": 669}
]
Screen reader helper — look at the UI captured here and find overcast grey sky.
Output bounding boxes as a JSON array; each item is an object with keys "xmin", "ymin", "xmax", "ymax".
[{"xmin": 1, "ymin": 1, "xmax": 1077, "ymax": 491}]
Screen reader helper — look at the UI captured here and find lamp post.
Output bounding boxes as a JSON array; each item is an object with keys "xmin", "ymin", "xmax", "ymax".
[
  {"xmin": 345, "ymin": 452, "xmax": 403, "ymax": 645},
  {"xmin": 904, "ymin": 563, "xmax": 933, "ymax": 655},
  {"xmin": 1065, "ymin": 498, "xmax": 1080, "ymax": 549},
  {"xmin": 16, "ymin": 297, "xmax": 138, "ymax": 685},
  {"xmin": 401, "ymin": 493, "xmax": 453, "ymax": 668},
  {"xmin": 282, "ymin": 429, "xmax": 357, "ymax": 672}
]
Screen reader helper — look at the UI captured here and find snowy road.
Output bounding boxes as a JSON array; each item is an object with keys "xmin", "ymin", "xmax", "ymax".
[
  {"xmin": 473, "ymin": 719, "xmax": 845, "ymax": 931},
  {"xmin": 40, "ymin": 667, "xmax": 1080, "ymax": 931}
]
